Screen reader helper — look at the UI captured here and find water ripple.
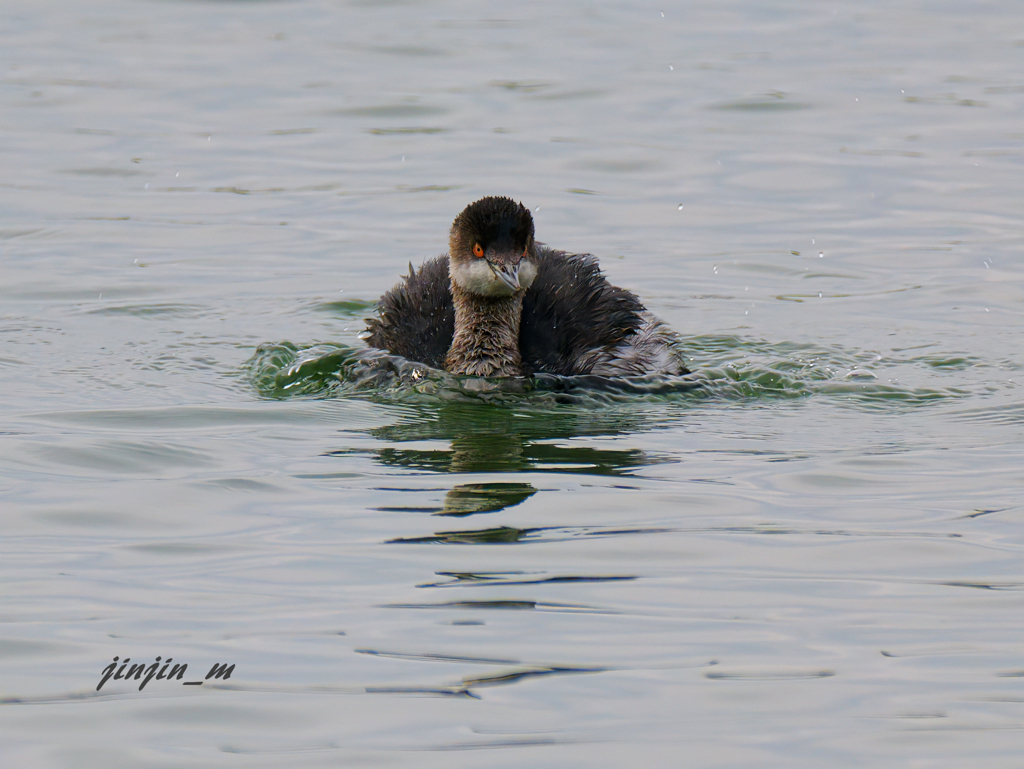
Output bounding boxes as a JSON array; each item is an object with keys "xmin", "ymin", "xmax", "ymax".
[{"xmin": 248, "ymin": 336, "xmax": 973, "ymax": 409}]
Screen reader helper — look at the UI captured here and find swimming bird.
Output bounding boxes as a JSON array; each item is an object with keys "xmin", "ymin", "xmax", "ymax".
[{"xmin": 365, "ymin": 196, "xmax": 688, "ymax": 378}]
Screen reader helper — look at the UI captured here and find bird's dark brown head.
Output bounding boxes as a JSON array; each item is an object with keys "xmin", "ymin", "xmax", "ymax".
[{"xmin": 449, "ymin": 196, "xmax": 538, "ymax": 297}]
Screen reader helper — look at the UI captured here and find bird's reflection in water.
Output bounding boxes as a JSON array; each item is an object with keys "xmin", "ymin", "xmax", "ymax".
[
  {"xmin": 324, "ymin": 400, "xmax": 675, "ymax": 694},
  {"xmin": 373, "ymin": 481, "xmax": 537, "ymax": 520},
  {"xmin": 353, "ymin": 400, "xmax": 671, "ymax": 476},
  {"xmin": 434, "ymin": 483, "xmax": 537, "ymax": 518},
  {"xmin": 322, "ymin": 400, "xmax": 678, "ymax": 551}
]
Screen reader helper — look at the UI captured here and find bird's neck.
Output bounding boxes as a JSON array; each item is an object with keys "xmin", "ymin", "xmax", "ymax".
[{"xmin": 445, "ymin": 282, "xmax": 524, "ymax": 377}]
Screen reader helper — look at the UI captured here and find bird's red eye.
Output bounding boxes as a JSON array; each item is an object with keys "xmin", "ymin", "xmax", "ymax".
[{"xmin": 473, "ymin": 243, "xmax": 484, "ymax": 258}]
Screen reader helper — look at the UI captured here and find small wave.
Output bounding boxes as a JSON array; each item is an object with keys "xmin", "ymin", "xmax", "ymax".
[
  {"xmin": 247, "ymin": 336, "xmax": 971, "ymax": 409},
  {"xmin": 248, "ymin": 342, "xmax": 703, "ymax": 405}
]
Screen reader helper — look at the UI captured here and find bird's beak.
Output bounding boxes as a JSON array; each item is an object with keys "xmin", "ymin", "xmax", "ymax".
[{"xmin": 487, "ymin": 260, "xmax": 521, "ymax": 292}]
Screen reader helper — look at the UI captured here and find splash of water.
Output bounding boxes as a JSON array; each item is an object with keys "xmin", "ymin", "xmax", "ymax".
[{"xmin": 248, "ymin": 336, "xmax": 970, "ymax": 410}]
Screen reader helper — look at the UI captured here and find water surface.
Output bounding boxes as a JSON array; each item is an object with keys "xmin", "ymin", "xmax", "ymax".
[{"xmin": 2, "ymin": 0, "xmax": 1023, "ymax": 766}]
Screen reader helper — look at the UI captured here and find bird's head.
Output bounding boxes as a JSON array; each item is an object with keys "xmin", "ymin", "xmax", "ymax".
[{"xmin": 449, "ymin": 196, "xmax": 538, "ymax": 298}]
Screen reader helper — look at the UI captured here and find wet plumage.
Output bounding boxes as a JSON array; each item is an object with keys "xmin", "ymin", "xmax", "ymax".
[{"xmin": 365, "ymin": 197, "xmax": 688, "ymax": 378}]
